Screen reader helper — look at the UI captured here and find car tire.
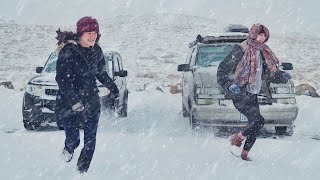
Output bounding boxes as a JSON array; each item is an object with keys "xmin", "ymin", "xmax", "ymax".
[
  {"xmin": 118, "ymin": 90, "xmax": 128, "ymax": 117},
  {"xmin": 22, "ymin": 92, "xmax": 42, "ymax": 130},
  {"xmin": 189, "ymin": 108, "xmax": 197, "ymax": 130},
  {"xmin": 118, "ymin": 103, "xmax": 127, "ymax": 117},
  {"xmin": 182, "ymin": 102, "xmax": 189, "ymax": 117},
  {"xmin": 275, "ymin": 126, "xmax": 287, "ymax": 135},
  {"xmin": 23, "ymin": 121, "xmax": 41, "ymax": 130}
]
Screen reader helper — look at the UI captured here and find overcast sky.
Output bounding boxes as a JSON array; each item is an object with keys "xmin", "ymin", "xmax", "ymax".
[{"xmin": 0, "ymin": 0, "xmax": 319, "ymax": 34}]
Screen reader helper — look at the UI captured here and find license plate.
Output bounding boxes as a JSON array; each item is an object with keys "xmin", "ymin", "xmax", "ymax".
[{"xmin": 240, "ymin": 113, "xmax": 248, "ymax": 122}]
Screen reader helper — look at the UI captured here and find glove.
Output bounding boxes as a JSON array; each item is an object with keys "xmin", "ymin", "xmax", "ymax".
[
  {"xmin": 281, "ymin": 72, "xmax": 292, "ymax": 80},
  {"xmin": 72, "ymin": 102, "xmax": 85, "ymax": 112},
  {"xmin": 228, "ymin": 84, "xmax": 241, "ymax": 94}
]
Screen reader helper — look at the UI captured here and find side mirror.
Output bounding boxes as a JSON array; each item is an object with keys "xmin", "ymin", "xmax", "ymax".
[
  {"xmin": 36, "ymin": 67, "xmax": 43, "ymax": 73},
  {"xmin": 281, "ymin": 63, "xmax": 293, "ymax": 70},
  {"xmin": 178, "ymin": 64, "xmax": 191, "ymax": 72},
  {"xmin": 114, "ymin": 70, "xmax": 128, "ymax": 77}
]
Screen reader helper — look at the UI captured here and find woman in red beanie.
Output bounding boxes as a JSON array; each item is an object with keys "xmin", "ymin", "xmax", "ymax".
[{"xmin": 55, "ymin": 16, "xmax": 119, "ymax": 173}]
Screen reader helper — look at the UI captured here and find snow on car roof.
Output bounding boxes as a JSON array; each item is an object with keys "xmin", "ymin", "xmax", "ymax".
[{"xmin": 188, "ymin": 33, "xmax": 247, "ymax": 48}]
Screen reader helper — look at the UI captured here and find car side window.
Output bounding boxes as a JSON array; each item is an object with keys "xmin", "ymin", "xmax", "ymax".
[
  {"xmin": 189, "ymin": 47, "xmax": 197, "ymax": 66},
  {"xmin": 113, "ymin": 55, "xmax": 121, "ymax": 72},
  {"xmin": 185, "ymin": 47, "xmax": 195, "ymax": 64}
]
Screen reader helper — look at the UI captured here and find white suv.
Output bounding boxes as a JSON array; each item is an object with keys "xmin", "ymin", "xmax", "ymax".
[
  {"xmin": 22, "ymin": 51, "xmax": 128, "ymax": 130},
  {"xmin": 178, "ymin": 30, "xmax": 298, "ymax": 135}
]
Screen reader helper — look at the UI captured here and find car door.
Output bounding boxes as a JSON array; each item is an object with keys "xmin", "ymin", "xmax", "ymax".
[
  {"xmin": 182, "ymin": 47, "xmax": 197, "ymax": 107},
  {"xmin": 112, "ymin": 53, "xmax": 126, "ymax": 90}
]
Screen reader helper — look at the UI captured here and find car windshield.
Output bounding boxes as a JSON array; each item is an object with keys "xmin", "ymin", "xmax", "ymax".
[
  {"xmin": 42, "ymin": 53, "xmax": 111, "ymax": 74},
  {"xmin": 196, "ymin": 44, "xmax": 234, "ymax": 67},
  {"xmin": 43, "ymin": 53, "xmax": 58, "ymax": 73}
]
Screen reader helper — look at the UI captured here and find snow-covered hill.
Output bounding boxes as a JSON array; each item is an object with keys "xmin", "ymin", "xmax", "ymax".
[
  {"xmin": 1, "ymin": 14, "xmax": 320, "ymax": 91},
  {"xmin": 2, "ymin": 0, "xmax": 319, "ymax": 35}
]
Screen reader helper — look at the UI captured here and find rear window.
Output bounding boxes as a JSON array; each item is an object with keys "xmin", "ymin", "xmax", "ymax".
[{"xmin": 196, "ymin": 44, "xmax": 234, "ymax": 67}]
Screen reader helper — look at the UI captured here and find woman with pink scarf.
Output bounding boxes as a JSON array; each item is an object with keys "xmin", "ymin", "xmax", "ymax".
[{"xmin": 217, "ymin": 23, "xmax": 292, "ymax": 160}]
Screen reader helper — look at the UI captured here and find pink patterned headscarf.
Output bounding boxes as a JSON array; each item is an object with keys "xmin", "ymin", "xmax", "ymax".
[{"xmin": 235, "ymin": 23, "xmax": 279, "ymax": 86}]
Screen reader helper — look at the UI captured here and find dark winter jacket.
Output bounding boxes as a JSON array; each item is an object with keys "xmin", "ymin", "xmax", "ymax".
[
  {"xmin": 217, "ymin": 44, "xmax": 287, "ymax": 100},
  {"xmin": 55, "ymin": 42, "xmax": 119, "ymax": 117}
]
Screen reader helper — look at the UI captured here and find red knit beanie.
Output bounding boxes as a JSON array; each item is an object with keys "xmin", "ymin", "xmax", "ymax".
[{"xmin": 76, "ymin": 16, "xmax": 99, "ymax": 35}]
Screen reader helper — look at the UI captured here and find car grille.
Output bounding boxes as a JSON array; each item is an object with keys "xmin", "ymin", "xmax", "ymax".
[{"xmin": 45, "ymin": 89, "xmax": 58, "ymax": 96}]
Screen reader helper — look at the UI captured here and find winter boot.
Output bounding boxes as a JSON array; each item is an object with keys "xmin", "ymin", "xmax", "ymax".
[
  {"xmin": 230, "ymin": 132, "xmax": 244, "ymax": 147},
  {"xmin": 76, "ymin": 155, "xmax": 90, "ymax": 174},
  {"xmin": 60, "ymin": 147, "xmax": 74, "ymax": 162},
  {"xmin": 77, "ymin": 161, "xmax": 89, "ymax": 174},
  {"xmin": 241, "ymin": 149, "xmax": 251, "ymax": 161}
]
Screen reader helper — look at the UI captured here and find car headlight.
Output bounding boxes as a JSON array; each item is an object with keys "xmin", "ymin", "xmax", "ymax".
[
  {"xmin": 196, "ymin": 87, "xmax": 221, "ymax": 95},
  {"xmin": 25, "ymin": 84, "xmax": 43, "ymax": 96},
  {"xmin": 196, "ymin": 98, "xmax": 219, "ymax": 105},
  {"xmin": 196, "ymin": 87, "xmax": 222, "ymax": 105},
  {"xmin": 275, "ymin": 87, "xmax": 293, "ymax": 94},
  {"xmin": 276, "ymin": 98, "xmax": 296, "ymax": 104},
  {"xmin": 98, "ymin": 87, "xmax": 110, "ymax": 97}
]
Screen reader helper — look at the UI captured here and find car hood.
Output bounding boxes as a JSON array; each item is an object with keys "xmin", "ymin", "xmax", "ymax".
[
  {"xmin": 194, "ymin": 67, "xmax": 221, "ymax": 88},
  {"xmin": 29, "ymin": 73, "xmax": 106, "ymax": 87},
  {"xmin": 29, "ymin": 73, "xmax": 57, "ymax": 86}
]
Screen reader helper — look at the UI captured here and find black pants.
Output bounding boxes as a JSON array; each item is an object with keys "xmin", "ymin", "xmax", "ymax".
[
  {"xmin": 63, "ymin": 110, "xmax": 100, "ymax": 172},
  {"xmin": 232, "ymin": 93, "xmax": 265, "ymax": 151}
]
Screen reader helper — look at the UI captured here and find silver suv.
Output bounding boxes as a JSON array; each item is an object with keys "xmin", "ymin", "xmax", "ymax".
[
  {"xmin": 178, "ymin": 31, "xmax": 298, "ymax": 135},
  {"xmin": 22, "ymin": 51, "xmax": 128, "ymax": 130}
]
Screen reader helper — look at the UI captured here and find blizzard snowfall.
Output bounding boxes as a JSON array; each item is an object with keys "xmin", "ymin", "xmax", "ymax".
[{"xmin": 1, "ymin": 0, "xmax": 320, "ymax": 179}]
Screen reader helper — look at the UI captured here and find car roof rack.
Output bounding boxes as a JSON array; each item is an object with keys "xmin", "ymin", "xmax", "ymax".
[
  {"xmin": 224, "ymin": 24, "xmax": 249, "ymax": 33},
  {"xmin": 188, "ymin": 34, "xmax": 247, "ymax": 48}
]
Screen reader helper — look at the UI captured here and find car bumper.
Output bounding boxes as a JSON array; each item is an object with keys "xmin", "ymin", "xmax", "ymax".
[
  {"xmin": 192, "ymin": 102, "xmax": 298, "ymax": 127},
  {"xmin": 38, "ymin": 95, "xmax": 115, "ymax": 114}
]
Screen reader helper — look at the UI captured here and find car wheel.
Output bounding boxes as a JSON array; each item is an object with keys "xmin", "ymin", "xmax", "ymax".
[
  {"xmin": 23, "ymin": 121, "xmax": 41, "ymax": 130},
  {"xmin": 189, "ymin": 108, "xmax": 197, "ymax": 130},
  {"xmin": 182, "ymin": 102, "xmax": 189, "ymax": 117},
  {"xmin": 275, "ymin": 126, "xmax": 287, "ymax": 135},
  {"xmin": 118, "ymin": 90, "xmax": 128, "ymax": 117},
  {"xmin": 118, "ymin": 103, "xmax": 127, "ymax": 117},
  {"xmin": 22, "ymin": 92, "xmax": 42, "ymax": 130}
]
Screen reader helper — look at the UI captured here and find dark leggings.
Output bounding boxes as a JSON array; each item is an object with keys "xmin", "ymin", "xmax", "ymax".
[
  {"xmin": 233, "ymin": 93, "xmax": 265, "ymax": 151},
  {"xmin": 63, "ymin": 111, "xmax": 100, "ymax": 171}
]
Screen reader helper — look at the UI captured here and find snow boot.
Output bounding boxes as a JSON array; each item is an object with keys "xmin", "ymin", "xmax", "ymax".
[
  {"xmin": 77, "ymin": 161, "xmax": 89, "ymax": 174},
  {"xmin": 60, "ymin": 147, "xmax": 74, "ymax": 162},
  {"xmin": 241, "ymin": 149, "xmax": 251, "ymax": 161},
  {"xmin": 76, "ymin": 155, "xmax": 90, "ymax": 174},
  {"xmin": 230, "ymin": 132, "xmax": 244, "ymax": 147}
]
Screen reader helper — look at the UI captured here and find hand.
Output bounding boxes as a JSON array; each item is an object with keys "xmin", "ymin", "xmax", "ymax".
[
  {"xmin": 72, "ymin": 102, "xmax": 85, "ymax": 112},
  {"xmin": 282, "ymin": 72, "xmax": 292, "ymax": 80},
  {"xmin": 228, "ymin": 84, "xmax": 241, "ymax": 94}
]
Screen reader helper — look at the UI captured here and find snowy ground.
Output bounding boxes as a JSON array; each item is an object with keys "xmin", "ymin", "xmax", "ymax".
[
  {"xmin": 1, "ymin": 12, "xmax": 320, "ymax": 180},
  {"xmin": 0, "ymin": 86, "xmax": 320, "ymax": 180}
]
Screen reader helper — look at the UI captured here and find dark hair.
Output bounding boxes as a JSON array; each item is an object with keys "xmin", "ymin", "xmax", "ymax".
[
  {"xmin": 55, "ymin": 29, "xmax": 78, "ymax": 45},
  {"xmin": 55, "ymin": 28, "xmax": 100, "ymax": 45}
]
